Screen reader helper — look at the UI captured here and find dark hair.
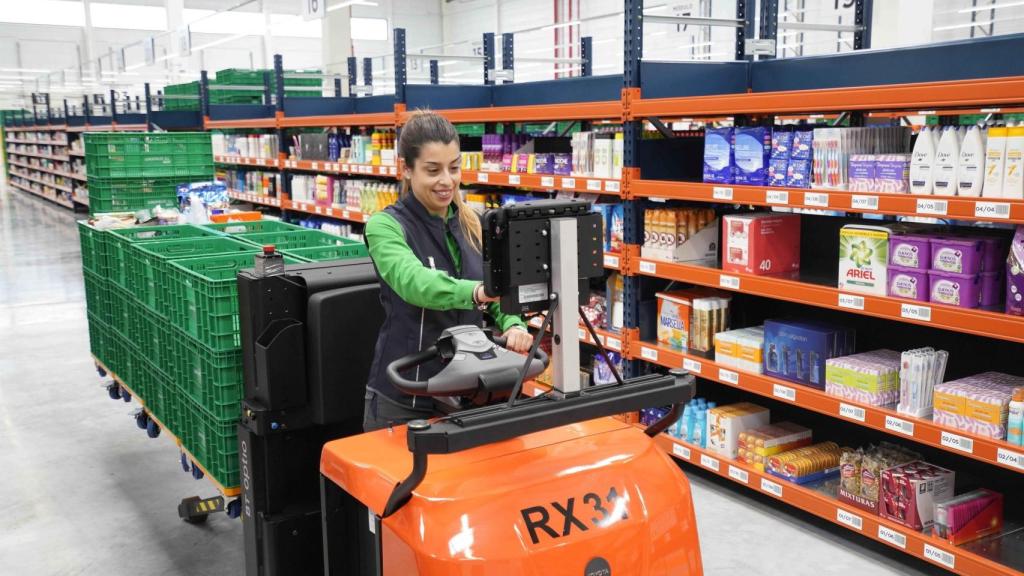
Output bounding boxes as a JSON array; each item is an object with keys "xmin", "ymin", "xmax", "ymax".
[{"xmin": 399, "ymin": 110, "xmax": 460, "ymax": 169}]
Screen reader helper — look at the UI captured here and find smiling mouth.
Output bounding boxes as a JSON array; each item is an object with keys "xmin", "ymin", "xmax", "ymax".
[{"xmin": 434, "ymin": 189, "xmax": 453, "ymax": 200}]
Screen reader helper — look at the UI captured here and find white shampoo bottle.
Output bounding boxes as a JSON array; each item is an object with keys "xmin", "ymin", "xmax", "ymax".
[
  {"xmin": 910, "ymin": 126, "xmax": 937, "ymax": 195},
  {"xmin": 956, "ymin": 125, "xmax": 985, "ymax": 197},
  {"xmin": 1003, "ymin": 125, "xmax": 1024, "ymax": 199},
  {"xmin": 932, "ymin": 126, "xmax": 960, "ymax": 196},
  {"xmin": 984, "ymin": 126, "xmax": 1008, "ymax": 198}
]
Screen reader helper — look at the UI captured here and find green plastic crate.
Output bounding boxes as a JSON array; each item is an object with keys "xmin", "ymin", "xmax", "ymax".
[
  {"xmin": 280, "ymin": 243, "xmax": 368, "ymax": 261},
  {"xmin": 82, "ymin": 269, "xmax": 112, "ymax": 324},
  {"xmin": 109, "ymin": 284, "xmax": 134, "ymax": 340},
  {"xmin": 201, "ymin": 220, "xmax": 304, "ymax": 235},
  {"xmin": 105, "ymin": 329, "xmax": 129, "ymax": 379},
  {"xmin": 78, "ymin": 221, "xmax": 107, "ymax": 275},
  {"xmin": 106, "ymin": 225, "xmax": 219, "ymax": 290},
  {"xmin": 130, "ymin": 236, "xmax": 257, "ymax": 316},
  {"xmin": 85, "ymin": 132, "xmax": 212, "ymax": 179},
  {"xmin": 87, "ymin": 313, "xmax": 108, "ymax": 362},
  {"xmin": 88, "ymin": 176, "xmax": 188, "ymax": 216},
  {"xmin": 238, "ymin": 229, "xmax": 356, "ymax": 250},
  {"xmin": 171, "ymin": 328, "xmax": 243, "ymax": 421},
  {"xmin": 180, "ymin": 396, "xmax": 240, "ymax": 487},
  {"xmin": 167, "ymin": 252, "xmax": 304, "ymax": 350}
]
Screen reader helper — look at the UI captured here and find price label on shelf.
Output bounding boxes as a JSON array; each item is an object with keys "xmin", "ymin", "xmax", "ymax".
[
  {"xmin": 996, "ymin": 448, "xmax": 1024, "ymax": 471},
  {"xmin": 389, "ymin": 166, "xmax": 397, "ymax": 176},
  {"xmin": 839, "ymin": 403, "xmax": 866, "ymax": 422},
  {"xmin": 606, "ymin": 337, "xmax": 622, "ymax": 351},
  {"xmin": 804, "ymin": 192, "xmax": 829, "ymax": 207},
  {"xmin": 699, "ymin": 454, "xmax": 720, "ymax": 471},
  {"xmin": 315, "ymin": 206, "xmax": 323, "ymax": 214},
  {"xmin": 836, "ymin": 508, "xmax": 863, "ymax": 531},
  {"xmin": 683, "ymin": 358, "xmax": 702, "ymax": 374},
  {"xmin": 728, "ymin": 465, "xmax": 749, "ymax": 484},
  {"xmin": 562, "ymin": 178, "xmax": 576, "ymax": 189},
  {"xmin": 851, "ymin": 195, "xmax": 880, "ymax": 211},
  {"xmin": 718, "ymin": 368, "xmax": 739, "ymax": 385},
  {"xmin": 712, "ymin": 186, "xmax": 734, "ymax": 201},
  {"xmin": 311, "ymin": 162, "xmax": 319, "ymax": 170},
  {"xmin": 923, "ymin": 545, "xmax": 956, "ymax": 570},
  {"xmin": 918, "ymin": 110, "xmax": 937, "ymax": 116},
  {"xmin": 640, "ymin": 347, "xmax": 659, "ymax": 362},
  {"xmin": 541, "ymin": 176, "xmax": 555, "ymax": 188},
  {"xmin": 940, "ymin": 431, "xmax": 974, "ymax": 454},
  {"xmin": 916, "ymin": 198, "xmax": 949, "ymax": 216},
  {"xmin": 760, "ymin": 478, "xmax": 783, "ymax": 498},
  {"xmin": 838, "ymin": 293, "xmax": 865, "ymax": 311},
  {"xmin": 900, "ymin": 303, "xmax": 932, "ymax": 323},
  {"xmin": 587, "ymin": 179, "xmax": 602, "ymax": 191},
  {"xmin": 719, "ymin": 275, "xmax": 740, "ymax": 290},
  {"xmin": 605, "ymin": 180, "xmax": 621, "ymax": 193},
  {"xmin": 341, "ymin": 210, "xmax": 350, "ymax": 219},
  {"xmin": 379, "ymin": 166, "xmax": 389, "ymax": 175},
  {"xmin": 877, "ymin": 526, "xmax": 907, "ymax": 549},
  {"xmin": 672, "ymin": 443, "xmax": 691, "ymax": 460},
  {"xmin": 773, "ymin": 384, "xmax": 797, "ymax": 402},
  {"xmin": 603, "ymin": 254, "xmax": 620, "ymax": 269},
  {"xmin": 974, "ymin": 201, "xmax": 1011, "ymax": 220},
  {"xmin": 508, "ymin": 174, "xmax": 521, "ymax": 185},
  {"xmin": 885, "ymin": 415, "xmax": 915, "ymax": 437},
  {"xmin": 981, "ymin": 107, "xmax": 1002, "ymax": 113},
  {"xmin": 578, "ymin": 328, "xmax": 588, "ymax": 341},
  {"xmin": 639, "ymin": 260, "xmax": 657, "ymax": 275},
  {"xmin": 477, "ymin": 172, "xmax": 489, "ymax": 183},
  {"xmin": 362, "ymin": 213, "xmax": 370, "ymax": 222},
  {"xmin": 766, "ymin": 190, "xmax": 789, "ymax": 205},
  {"xmin": 342, "ymin": 164, "xmax": 350, "ymax": 172}
]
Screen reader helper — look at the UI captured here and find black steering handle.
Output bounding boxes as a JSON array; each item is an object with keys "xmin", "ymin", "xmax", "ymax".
[
  {"xmin": 386, "ymin": 345, "xmax": 438, "ymax": 394},
  {"xmin": 491, "ymin": 334, "xmax": 550, "ymax": 368}
]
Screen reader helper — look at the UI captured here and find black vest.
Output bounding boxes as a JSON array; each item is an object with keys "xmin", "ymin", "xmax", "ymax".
[{"xmin": 365, "ymin": 193, "xmax": 483, "ymax": 407}]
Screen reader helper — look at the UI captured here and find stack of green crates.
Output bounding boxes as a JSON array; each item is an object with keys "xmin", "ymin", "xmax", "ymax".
[
  {"xmin": 208, "ymin": 68, "xmax": 322, "ymax": 105},
  {"xmin": 163, "ymin": 81, "xmax": 200, "ymax": 111},
  {"xmin": 85, "ymin": 132, "xmax": 213, "ymax": 216}
]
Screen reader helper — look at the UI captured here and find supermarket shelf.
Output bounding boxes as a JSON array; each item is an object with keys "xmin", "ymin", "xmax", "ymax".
[
  {"xmin": 654, "ymin": 433, "xmax": 1020, "ymax": 576},
  {"xmin": 227, "ymin": 190, "xmax": 371, "ymax": 224},
  {"xmin": 9, "ymin": 159, "xmax": 86, "ymax": 182},
  {"xmin": 214, "ymin": 155, "xmax": 281, "ymax": 168},
  {"xmin": 282, "ymin": 158, "xmax": 398, "ymax": 178},
  {"xmin": 204, "ymin": 116, "xmax": 277, "ymax": 130},
  {"xmin": 68, "ymin": 150, "xmax": 86, "ymax": 157},
  {"xmin": 462, "ymin": 170, "xmax": 624, "ymax": 196},
  {"xmin": 629, "ymin": 258, "xmax": 1024, "ymax": 345},
  {"xmin": 525, "ymin": 315, "xmax": 625, "ymax": 352},
  {"xmin": 3, "ymin": 124, "xmax": 67, "ymax": 132},
  {"xmin": 629, "ymin": 75, "xmax": 1024, "ymax": 118},
  {"xmin": 278, "ymin": 111, "xmax": 396, "ymax": 128},
  {"xmin": 629, "ymin": 339, "xmax": 1024, "ymax": 474},
  {"xmin": 9, "ymin": 180, "xmax": 74, "ymax": 209},
  {"xmin": 92, "ymin": 357, "xmax": 240, "ymax": 498},
  {"xmin": 73, "ymin": 194, "xmax": 89, "ymax": 206},
  {"xmin": 10, "ymin": 170, "xmax": 73, "ymax": 193},
  {"xmin": 630, "ymin": 180, "xmax": 1024, "ymax": 225},
  {"xmin": 6, "ymin": 149, "xmax": 70, "ymax": 162},
  {"xmin": 6, "ymin": 138, "xmax": 68, "ymax": 146}
]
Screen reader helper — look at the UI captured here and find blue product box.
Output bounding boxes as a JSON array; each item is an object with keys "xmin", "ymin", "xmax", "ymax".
[
  {"xmin": 703, "ymin": 127, "xmax": 735, "ymax": 184},
  {"xmin": 790, "ymin": 130, "xmax": 814, "ymax": 160},
  {"xmin": 609, "ymin": 204, "xmax": 624, "ymax": 253},
  {"xmin": 768, "ymin": 156, "xmax": 789, "ymax": 187},
  {"xmin": 785, "ymin": 159, "xmax": 812, "ymax": 189},
  {"xmin": 763, "ymin": 319, "xmax": 855, "ymax": 388},
  {"xmin": 734, "ymin": 127, "xmax": 771, "ymax": 186},
  {"xmin": 771, "ymin": 129, "xmax": 793, "ymax": 159}
]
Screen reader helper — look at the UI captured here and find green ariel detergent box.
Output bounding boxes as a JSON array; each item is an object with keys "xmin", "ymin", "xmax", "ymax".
[{"xmin": 839, "ymin": 224, "xmax": 896, "ymax": 296}]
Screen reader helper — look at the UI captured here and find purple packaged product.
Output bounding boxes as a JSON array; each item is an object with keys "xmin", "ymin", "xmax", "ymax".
[
  {"xmin": 888, "ymin": 265, "xmax": 929, "ymax": 301},
  {"xmin": 703, "ymin": 127, "xmax": 735, "ymax": 184},
  {"xmin": 929, "ymin": 270, "xmax": 982, "ymax": 308},
  {"xmin": 534, "ymin": 153, "xmax": 554, "ymax": 175},
  {"xmin": 785, "ymin": 158, "xmax": 812, "ymax": 188},
  {"xmin": 768, "ymin": 156, "xmax": 789, "ymax": 187},
  {"xmin": 734, "ymin": 127, "xmax": 771, "ymax": 186},
  {"xmin": 1008, "ymin": 226, "xmax": 1024, "ymax": 316},
  {"xmin": 790, "ymin": 130, "xmax": 814, "ymax": 160},
  {"xmin": 889, "ymin": 234, "xmax": 932, "ymax": 270},
  {"xmin": 552, "ymin": 153, "xmax": 572, "ymax": 175},
  {"xmin": 848, "ymin": 155, "xmax": 876, "ymax": 192},
  {"xmin": 981, "ymin": 271, "xmax": 1003, "ymax": 307},
  {"xmin": 974, "ymin": 235, "xmax": 1008, "ymax": 272},
  {"xmin": 875, "ymin": 154, "xmax": 911, "ymax": 194},
  {"xmin": 771, "ymin": 130, "xmax": 793, "ymax": 159},
  {"xmin": 930, "ymin": 236, "xmax": 984, "ymax": 274}
]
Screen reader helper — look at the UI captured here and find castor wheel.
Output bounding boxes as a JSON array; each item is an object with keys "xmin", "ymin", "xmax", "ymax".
[
  {"xmin": 191, "ymin": 462, "xmax": 204, "ymax": 480},
  {"xmin": 180, "ymin": 453, "xmax": 190, "ymax": 473},
  {"xmin": 135, "ymin": 410, "xmax": 149, "ymax": 430},
  {"xmin": 178, "ymin": 496, "xmax": 223, "ymax": 525},
  {"xmin": 106, "ymin": 383, "xmax": 120, "ymax": 400},
  {"xmin": 146, "ymin": 419, "xmax": 160, "ymax": 439},
  {"xmin": 96, "ymin": 365, "xmax": 107, "ymax": 377},
  {"xmin": 226, "ymin": 498, "xmax": 241, "ymax": 519},
  {"xmin": 121, "ymin": 389, "xmax": 131, "ymax": 402}
]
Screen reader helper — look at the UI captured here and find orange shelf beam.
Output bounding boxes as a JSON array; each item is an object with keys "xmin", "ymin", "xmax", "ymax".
[
  {"xmin": 204, "ymin": 117, "xmax": 278, "ymax": 130},
  {"xmin": 282, "ymin": 158, "xmax": 398, "ymax": 178},
  {"xmin": 462, "ymin": 170, "xmax": 624, "ymax": 196},
  {"xmin": 629, "ymin": 75, "xmax": 1024, "ymax": 118},
  {"xmin": 630, "ymin": 179, "xmax": 1024, "ymax": 224},
  {"xmin": 228, "ymin": 190, "xmax": 371, "ymax": 224},
  {"xmin": 408, "ymin": 100, "xmax": 623, "ymax": 124},
  {"xmin": 214, "ymin": 155, "xmax": 281, "ymax": 168},
  {"xmin": 629, "ymin": 339, "xmax": 1024, "ymax": 474},
  {"xmin": 654, "ymin": 434, "xmax": 1021, "ymax": 576},
  {"xmin": 279, "ymin": 112, "xmax": 396, "ymax": 128},
  {"xmin": 628, "ymin": 258, "xmax": 1024, "ymax": 345}
]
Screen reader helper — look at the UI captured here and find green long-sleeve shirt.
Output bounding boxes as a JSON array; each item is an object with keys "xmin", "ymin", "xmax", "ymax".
[{"xmin": 364, "ymin": 208, "xmax": 525, "ymax": 332}]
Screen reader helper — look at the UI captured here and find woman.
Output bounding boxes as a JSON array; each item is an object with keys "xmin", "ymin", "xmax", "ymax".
[{"xmin": 362, "ymin": 111, "xmax": 532, "ymax": 431}]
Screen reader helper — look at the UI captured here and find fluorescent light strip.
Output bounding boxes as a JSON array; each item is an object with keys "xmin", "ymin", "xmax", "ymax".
[
  {"xmin": 933, "ymin": 13, "xmax": 1024, "ymax": 31},
  {"xmin": 958, "ymin": 0, "xmax": 1024, "ymax": 14},
  {"xmin": 328, "ymin": 0, "xmax": 378, "ymax": 12}
]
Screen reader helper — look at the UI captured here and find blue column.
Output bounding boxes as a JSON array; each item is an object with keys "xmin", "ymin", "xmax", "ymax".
[{"xmin": 393, "ymin": 28, "xmax": 407, "ymax": 103}]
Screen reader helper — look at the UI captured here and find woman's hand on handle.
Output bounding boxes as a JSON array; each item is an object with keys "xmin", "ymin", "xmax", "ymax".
[{"xmin": 501, "ymin": 326, "xmax": 533, "ymax": 354}]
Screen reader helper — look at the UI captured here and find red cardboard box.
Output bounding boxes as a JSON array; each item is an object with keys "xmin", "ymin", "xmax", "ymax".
[{"xmin": 722, "ymin": 213, "xmax": 801, "ymax": 276}]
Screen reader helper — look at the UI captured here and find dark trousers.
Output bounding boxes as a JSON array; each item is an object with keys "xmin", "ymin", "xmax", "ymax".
[{"xmin": 362, "ymin": 389, "xmax": 434, "ymax": 431}]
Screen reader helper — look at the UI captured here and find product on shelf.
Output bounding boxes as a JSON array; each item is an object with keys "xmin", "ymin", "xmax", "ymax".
[
  {"xmin": 764, "ymin": 319, "xmax": 855, "ymax": 388},
  {"xmin": 592, "ymin": 352, "xmax": 624, "ymax": 386},
  {"xmin": 984, "ymin": 126, "xmax": 1007, "ymax": 198},
  {"xmin": 593, "ymin": 203, "xmax": 624, "ymax": 253},
  {"xmin": 897, "ymin": 347, "xmax": 949, "ymax": 419},
  {"xmin": 1008, "ymin": 226, "xmax": 1024, "ymax": 316},
  {"xmin": 721, "ymin": 212, "xmax": 801, "ymax": 277},
  {"xmin": 641, "ymin": 207, "xmax": 718, "ymax": 265},
  {"xmin": 880, "ymin": 461, "xmax": 955, "ymax": 531},
  {"xmin": 1004, "ymin": 125, "xmax": 1024, "ymax": 199},
  {"xmin": 213, "ymin": 133, "xmax": 279, "ymax": 158},
  {"xmin": 931, "ymin": 126, "xmax": 961, "ymax": 196},
  {"xmin": 838, "ymin": 442, "xmax": 920, "ymax": 514},
  {"xmin": 825, "ymin": 349, "xmax": 901, "ymax": 407},
  {"xmin": 766, "ymin": 441, "xmax": 842, "ymax": 484},
  {"xmin": 957, "ymin": 125, "xmax": 985, "ymax": 197},
  {"xmin": 656, "ymin": 289, "xmax": 730, "ymax": 357},
  {"xmin": 706, "ymin": 402, "xmax": 770, "ymax": 459},
  {"xmin": 933, "ymin": 372, "xmax": 1024, "ymax": 440},
  {"xmin": 703, "ymin": 127, "xmax": 734, "ymax": 184},
  {"xmin": 813, "ymin": 126, "xmax": 911, "ymax": 191},
  {"xmin": 714, "ymin": 326, "xmax": 765, "ymax": 374},
  {"xmin": 733, "ymin": 127, "xmax": 771, "ymax": 186},
  {"xmin": 737, "ymin": 422, "xmax": 812, "ymax": 471},
  {"xmin": 671, "ymin": 397, "xmax": 715, "ymax": 447},
  {"xmin": 1009, "ymin": 387, "xmax": 1024, "ymax": 446},
  {"xmin": 934, "ymin": 489, "xmax": 1005, "ymax": 546},
  {"xmin": 840, "ymin": 223, "xmax": 912, "ymax": 296}
]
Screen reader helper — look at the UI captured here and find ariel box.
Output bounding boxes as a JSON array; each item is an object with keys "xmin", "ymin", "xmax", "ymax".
[{"xmin": 840, "ymin": 224, "xmax": 908, "ymax": 296}]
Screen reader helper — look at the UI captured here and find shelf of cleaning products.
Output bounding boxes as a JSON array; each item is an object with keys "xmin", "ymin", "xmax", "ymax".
[
  {"xmin": 227, "ymin": 190, "xmax": 371, "ymax": 224},
  {"xmin": 629, "ymin": 181, "xmax": 1024, "ymax": 225},
  {"xmin": 652, "ymin": 433, "xmax": 1020, "ymax": 576},
  {"xmin": 9, "ymin": 180, "xmax": 74, "ymax": 209},
  {"xmin": 630, "ymin": 338, "xmax": 1024, "ymax": 473},
  {"xmin": 462, "ymin": 170, "xmax": 624, "ymax": 196},
  {"xmin": 283, "ymin": 158, "xmax": 398, "ymax": 178},
  {"xmin": 92, "ymin": 356, "xmax": 241, "ymax": 498},
  {"xmin": 626, "ymin": 256, "xmax": 1024, "ymax": 345}
]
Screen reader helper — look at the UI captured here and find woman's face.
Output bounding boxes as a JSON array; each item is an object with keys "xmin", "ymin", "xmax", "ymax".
[{"xmin": 406, "ymin": 140, "xmax": 461, "ymax": 216}]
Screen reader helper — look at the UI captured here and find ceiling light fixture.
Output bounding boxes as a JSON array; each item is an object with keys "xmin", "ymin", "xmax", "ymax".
[{"xmin": 328, "ymin": 0, "xmax": 379, "ymax": 12}]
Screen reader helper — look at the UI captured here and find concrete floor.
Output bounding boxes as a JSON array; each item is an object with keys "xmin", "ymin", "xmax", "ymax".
[{"xmin": 0, "ymin": 182, "xmax": 944, "ymax": 575}]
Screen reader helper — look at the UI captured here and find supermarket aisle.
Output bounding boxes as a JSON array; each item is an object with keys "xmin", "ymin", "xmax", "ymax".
[
  {"xmin": 0, "ymin": 185, "xmax": 243, "ymax": 576},
  {"xmin": 0, "ymin": 183, "xmax": 942, "ymax": 576}
]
